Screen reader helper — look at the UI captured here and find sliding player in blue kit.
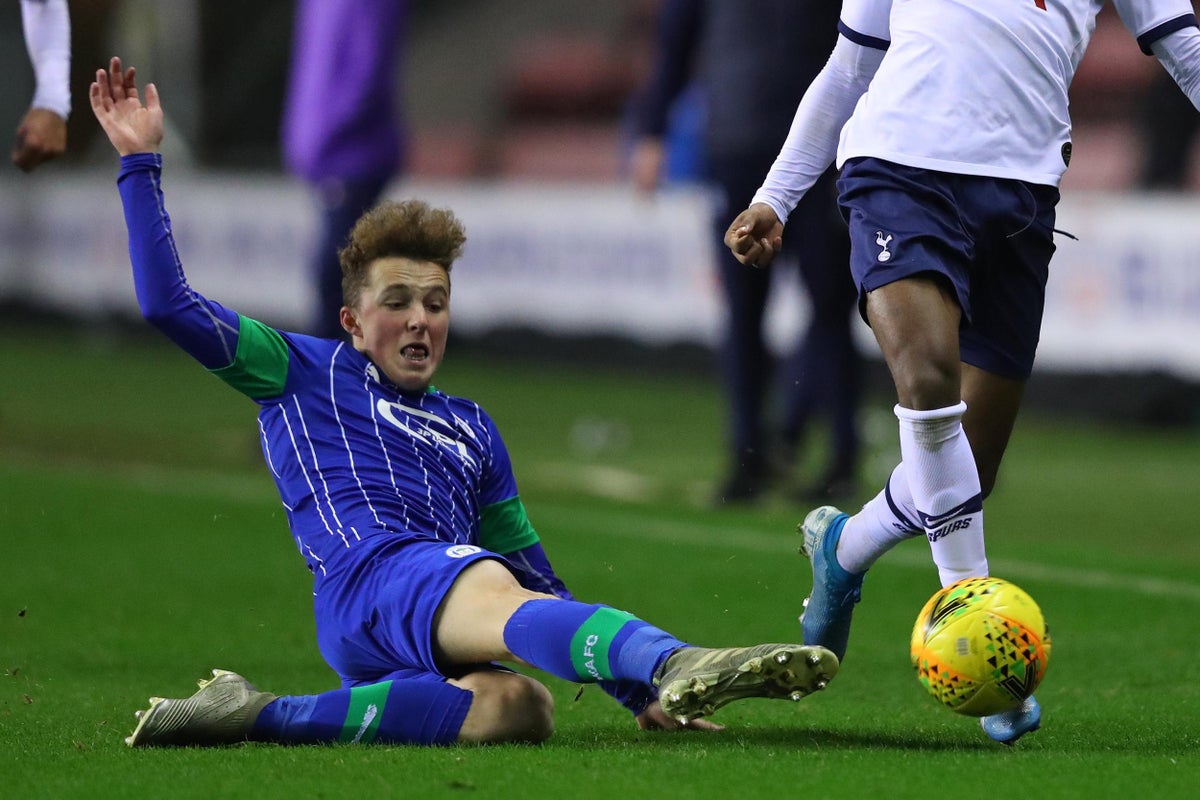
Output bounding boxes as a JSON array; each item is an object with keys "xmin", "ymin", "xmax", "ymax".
[
  {"xmin": 725, "ymin": 0, "xmax": 1200, "ymax": 744},
  {"xmin": 90, "ymin": 58, "xmax": 839, "ymax": 748}
]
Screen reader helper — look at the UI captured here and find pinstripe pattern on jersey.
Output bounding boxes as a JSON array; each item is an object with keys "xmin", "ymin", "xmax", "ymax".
[{"xmin": 231, "ymin": 329, "xmax": 527, "ymax": 582}]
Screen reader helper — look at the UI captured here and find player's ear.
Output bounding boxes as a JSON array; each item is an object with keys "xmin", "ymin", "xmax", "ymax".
[{"xmin": 340, "ymin": 307, "xmax": 361, "ymax": 337}]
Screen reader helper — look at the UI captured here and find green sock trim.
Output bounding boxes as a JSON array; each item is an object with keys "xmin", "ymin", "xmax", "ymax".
[
  {"xmin": 340, "ymin": 681, "xmax": 391, "ymax": 744},
  {"xmin": 570, "ymin": 607, "xmax": 638, "ymax": 681}
]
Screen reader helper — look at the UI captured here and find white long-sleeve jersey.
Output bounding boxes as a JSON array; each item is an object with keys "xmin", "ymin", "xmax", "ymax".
[
  {"xmin": 20, "ymin": 0, "xmax": 71, "ymax": 118},
  {"xmin": 754, "ymin": 0, "xmax": 1200, "ymax": 223}
]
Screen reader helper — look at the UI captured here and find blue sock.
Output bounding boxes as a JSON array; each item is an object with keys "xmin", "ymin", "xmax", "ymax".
[
  {"xmin": 502, "ymin": 599, "xmax": 687, "ymax": 684},
  {"xmin": 251, "ymin": 679, "xmax": 472, "ymax": 745}
]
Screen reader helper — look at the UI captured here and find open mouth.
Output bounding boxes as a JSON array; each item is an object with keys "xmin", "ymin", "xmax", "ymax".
[{"xmin": 401, "ymin": 344, "xmax": 429, "ymax": 363}]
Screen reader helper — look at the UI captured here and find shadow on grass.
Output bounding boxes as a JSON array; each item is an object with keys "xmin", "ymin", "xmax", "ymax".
[{"xmin": 554, "ymin": 724, "xmax": 994, "ymax": 753}]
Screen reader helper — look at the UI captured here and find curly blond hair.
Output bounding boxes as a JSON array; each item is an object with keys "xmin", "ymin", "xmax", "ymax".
[{"xmin": 339, "ymin": 200, "xmax": 467, "ymax": 308}]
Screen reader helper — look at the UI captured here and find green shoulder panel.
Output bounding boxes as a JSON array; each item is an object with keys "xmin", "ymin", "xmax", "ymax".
[
  {"xmin": 478, "ymin": 495, "xmax": 540, "ymax": 555},
  {"xmin": 209, "ymin": 315, "xmax": 290, "ymax": 400}
]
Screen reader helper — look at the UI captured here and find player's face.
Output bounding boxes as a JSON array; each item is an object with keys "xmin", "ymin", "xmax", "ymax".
[{"xmin": 341, "ymin": 257, "xmax": 450, "ymax": 393}]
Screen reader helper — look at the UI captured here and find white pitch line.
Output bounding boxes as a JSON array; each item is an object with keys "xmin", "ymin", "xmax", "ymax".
[
  {"xmin": 533, "ymin": 498, "xmax": 1200, "ymax": 603},
  {"xmin": 9, "ymin": 455, "xmax": 1199, "ymax": 602},
  {"xmin": 3, "ymin": 456, "xmax": 275, "ymax": 505}
]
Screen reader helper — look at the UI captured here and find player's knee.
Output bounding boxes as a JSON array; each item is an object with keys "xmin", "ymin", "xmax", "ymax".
[
  {"xmin": 455, "ymin": 672, "xmax": 554, "ymax": 744},
  {"xmin": 892, "ymin": 358, "xmax": 960, "ymax": 410},
  {"xmin": 501, "ymin": 676, "xmax": 554, "ymax": 743}
]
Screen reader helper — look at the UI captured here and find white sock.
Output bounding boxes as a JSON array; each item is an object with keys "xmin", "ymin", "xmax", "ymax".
[
  {"xmin": 895, "ymin": 402, "xmax": 988, "ymax": 586},
  {"xmin": 837, "ymin": 462, "xmax": 923, "ymax": 574}
]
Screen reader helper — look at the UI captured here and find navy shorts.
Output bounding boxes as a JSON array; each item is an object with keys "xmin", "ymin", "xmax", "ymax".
[
  {"xmin": 836, "ymin": 157, "xmax": 1059, "ymax": 379},
  {"xmin": 312, "ymin": 538, "xmax": 506, "ymax": 688}
]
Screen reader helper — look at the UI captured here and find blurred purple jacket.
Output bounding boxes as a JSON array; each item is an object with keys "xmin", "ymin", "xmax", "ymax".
[{"xmin": 282, "ymin": 0, "xmax": 407, "ymax": 184}]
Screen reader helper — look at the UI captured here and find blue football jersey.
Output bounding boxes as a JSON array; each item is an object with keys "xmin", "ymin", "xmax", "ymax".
[
  {"xmin": 220, "ymin": 324, "xmax": 531, "ymax": 578},
  {"xmin": 117, "ymin": 154, "xmax": 539, "ymax": 589}
]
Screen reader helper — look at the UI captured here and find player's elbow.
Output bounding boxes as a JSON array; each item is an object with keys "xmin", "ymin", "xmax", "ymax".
[
  {"xmin": 139, "ymin": 303, "xmax": 170, "ymax": 329},
  {"xmin": 138, "ymin": 296, "xmax": 184, "ymax": 337}
]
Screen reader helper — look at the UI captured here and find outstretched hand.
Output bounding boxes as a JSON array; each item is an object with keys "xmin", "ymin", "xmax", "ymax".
[
  {"xmin": 635, "ymin": 701, "xmax": 724, "ymax": 733},
  {"xmin": 89, "ymin": 57, "xmax": 163, "ymax": 156},
  {"xmin": 724, "ymin": 203, "xmax": 785, "ymax": 268}
]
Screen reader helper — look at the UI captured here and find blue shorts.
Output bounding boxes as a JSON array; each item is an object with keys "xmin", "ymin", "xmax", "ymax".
[
  {"xmin": 312, "ymin": 538, "xmax": 506, "ymax": 688},
  {"xmin": 836, "ymin": 157, "xmax": 1059, "ymax": 379}
]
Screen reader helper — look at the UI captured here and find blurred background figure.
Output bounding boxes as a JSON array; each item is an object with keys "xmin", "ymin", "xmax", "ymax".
[
  {"xmin": 626, "ymin": 0, "xmax": 861, "ymax": 505},
  {"xmin": 12, "ymin": 0, "xmax": 71, "ymax": 172},
  {"xmin": 282, "ymin": 0, "xmax": 408, "ymax": 339},
  {"xmin": 1138, "ymin": 69, "xmax": 1200, "ymax": 189}
]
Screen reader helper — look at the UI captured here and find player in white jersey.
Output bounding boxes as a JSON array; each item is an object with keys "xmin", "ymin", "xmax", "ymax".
[
  {"xmin": 13, "ymin": 0, "xmax": 71, "ymax": 171},
  {"xmin": 724, "ymin": 0, "xmax": 1200, "ymax": 744}
]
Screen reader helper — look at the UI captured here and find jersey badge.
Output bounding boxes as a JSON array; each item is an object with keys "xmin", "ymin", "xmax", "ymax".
[{"xmin": 876, "ymin": 231, "xmax": 894, "ymax": 263}]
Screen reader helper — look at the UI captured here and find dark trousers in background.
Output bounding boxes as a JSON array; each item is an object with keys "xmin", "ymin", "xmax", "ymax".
[
  {"xmin": 708, "ymin": 153, "xmax": 861, "ymax": 497},
  {"xmin": 309, "ymin": 176, "xmax": 391, "ymax": 339}
]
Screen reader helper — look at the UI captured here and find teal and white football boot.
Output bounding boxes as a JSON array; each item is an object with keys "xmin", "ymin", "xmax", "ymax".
[{"xmin": 798, "ymin": 506, "xmax": 865, "ymax": 661}]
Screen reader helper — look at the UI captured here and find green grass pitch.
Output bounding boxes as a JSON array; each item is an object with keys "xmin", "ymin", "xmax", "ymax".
[{"xmin": 2, "ymin": 326, "xmax": 1198, "ymax": 799}]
